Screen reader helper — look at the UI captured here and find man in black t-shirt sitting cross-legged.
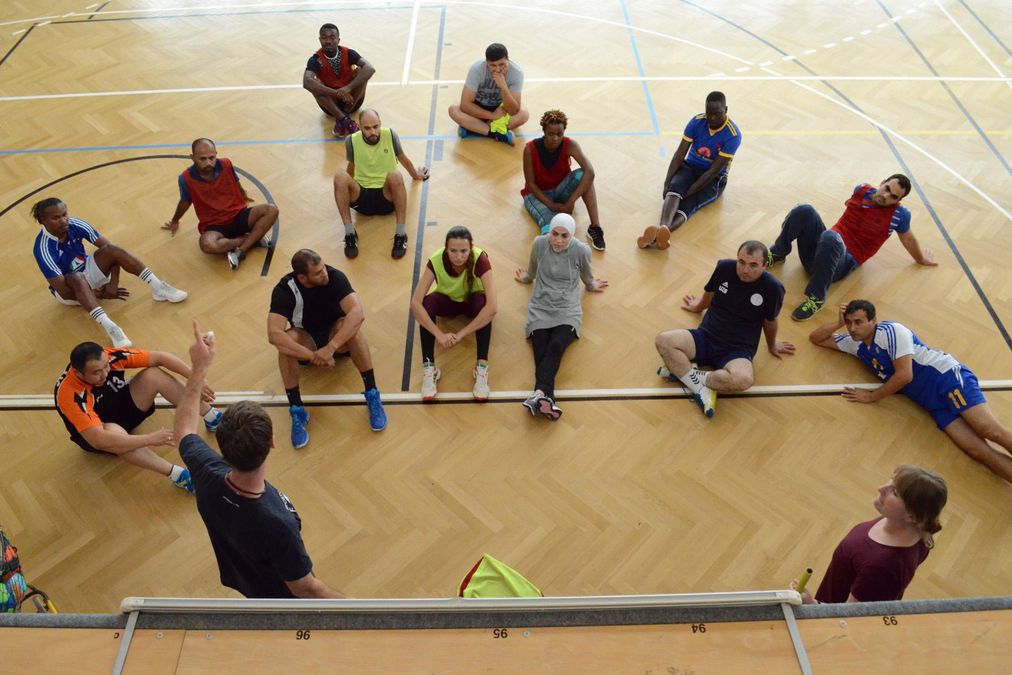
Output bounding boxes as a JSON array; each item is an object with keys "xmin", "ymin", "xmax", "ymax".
[
  {"xmin": 654, "ymin": 241, "xmax": 795, "ymax": 418},
  {"xmin": 268, "ymin": 249, "xmax": 388, "ymax": 448},
  {"xmin": 176, "ymin": 321, "xmax": 346, "ymax": 599}
]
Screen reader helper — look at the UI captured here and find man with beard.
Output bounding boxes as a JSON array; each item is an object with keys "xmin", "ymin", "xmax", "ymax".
[
  {"xmin": 332, "ymin": 108, "xmax": 429, "ymax": 259},
  {"xmin": 303, "ymin": 23, "xmax": 375, "ymax": 137},
  {"xmin": 521, "ymin": 109, "xmax": 606, "ymax": 251},
  {"xmin": 655, "ymin": 241, "xmax": 795, "ymax": 418},
  {"xmin": 163, "ymin": 138, "xmax": 279, "ymax": 271}
]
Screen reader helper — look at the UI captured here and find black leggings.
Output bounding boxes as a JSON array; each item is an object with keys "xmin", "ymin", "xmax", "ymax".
[
  {"xmin": 420, "ymin": 324, "xmax": 492, "ymax": 363},
  {"xmin": 530, "ymin": 325, "xmax": 577, "ymax": 399}
]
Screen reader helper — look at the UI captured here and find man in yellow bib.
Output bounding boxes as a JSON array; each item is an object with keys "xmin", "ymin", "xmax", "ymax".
[{"xmin": 332, "ymin": 108, "xmax": 429, "ymax": 259}]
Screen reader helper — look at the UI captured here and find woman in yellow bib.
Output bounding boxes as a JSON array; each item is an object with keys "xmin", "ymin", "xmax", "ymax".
[{"xmin": 410, "ymin": 227, "xmax": 498, "ymax": 400}]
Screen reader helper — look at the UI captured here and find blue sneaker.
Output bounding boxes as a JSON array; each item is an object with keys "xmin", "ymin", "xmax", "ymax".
[
  {"xmin": 458, "ymin": 126, "xmax": 474, "ymax": 139},
  {"xmin": 172, "ymin": 468, "xmax": 194, "ymax": 494},
  {"xmin": 204, "ymin": 409, "xmax": 224, "ymax": 433},
  {"xmin": 364, "ymin": 388, "xmax": 387, "ymax": 431},
  {"xmin": 290, "ymin": 405, "xmax": 310, "ymax": 448},
  {"xmin": 489, "ymin": 129, "xmax": 514, "ymax": 145}
]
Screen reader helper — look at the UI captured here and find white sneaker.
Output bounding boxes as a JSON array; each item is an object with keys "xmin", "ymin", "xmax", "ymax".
[
  {"xmin": 152, "ymin": 282, "xmax": 188, "ymax": 303},
  {"xmin": 693, "ymin": 386, "xmax": 717, "ymax": 418},
  {"xmin": 106, "ymin": 323, "xmax": 132, "ymax": 348},
  {"xmin": 421, "ymin": 364, "xmax": 440, "ymax": 401},
  {"xmin": 227, "ymin": 249, "xmax": 242, "ymax": 270},
  {"xmin": 259, "ymin": 233, "xmax": 272, "ymax": 248},
  {"xmin": 472, "ymin": 365, "xmax": 490, "ymax": 401},
  {"xmin": 522, "ymin": 389, "xmax": 544, "ymax": 416}
]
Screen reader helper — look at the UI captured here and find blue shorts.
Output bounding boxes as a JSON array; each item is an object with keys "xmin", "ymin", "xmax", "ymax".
[
  {"xmin": 689, "ymin": 329, "xmax": 754, "ymax": 370},
  {"xmin": 912, "ymin": 365, "xmax": 986, "ymax": 429}
]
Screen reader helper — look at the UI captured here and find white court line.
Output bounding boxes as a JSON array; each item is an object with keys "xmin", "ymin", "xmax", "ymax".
[
  {"xmin": 2, "ymin": 75, "xmax": 1009, "ymax": 103},
  {"xmin": 401, "ymin": 0, "xmax": 422, "ymax": 85},
  {"xmin": 762, "ymin": 65, "xmax": 1012, "ymax": 220},
  {"xmin": 2, "ymin": 381, "xmax": 1011, "ymax": 407},
  {"xmin": 931, "ymin": 0, "xmax": 1011, "ymax": 90}
]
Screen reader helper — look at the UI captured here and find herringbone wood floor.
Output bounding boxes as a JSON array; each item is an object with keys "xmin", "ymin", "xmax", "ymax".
[{"xmin": 1, "ymin": 0, "xmax": 1010, "ymax": 613}]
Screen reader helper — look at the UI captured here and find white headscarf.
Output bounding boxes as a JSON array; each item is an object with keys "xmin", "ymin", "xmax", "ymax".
[{"xmin": 549, "ymin": 213, "xmax": 576, "ymax": 244}]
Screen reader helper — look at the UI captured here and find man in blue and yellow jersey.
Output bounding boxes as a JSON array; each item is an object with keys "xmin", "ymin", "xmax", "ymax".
[
  {"xmin": 638, "ymin": 91, "xmax": 742, "ymax": 250},
  {"xmin": 332, "ymin": 108, "xmax": 429, "ymax": 260}
]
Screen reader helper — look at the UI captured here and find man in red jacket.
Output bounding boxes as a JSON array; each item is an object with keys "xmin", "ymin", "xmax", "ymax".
[
  {"xmin": 163, "ymin": 138, "xmax": 279, "ymax": 271},
  {"xmin": 766, "ymin": 174, "xmax": 936, "ymax": 321},
  {"xmin": 303, "ymin": 23, "xmax": 376, "ymax": 138}
]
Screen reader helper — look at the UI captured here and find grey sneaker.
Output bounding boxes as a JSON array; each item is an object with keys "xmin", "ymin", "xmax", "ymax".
[{"xmin": 227, "ymin": 249, "xmax": 243, "ymax": 270}]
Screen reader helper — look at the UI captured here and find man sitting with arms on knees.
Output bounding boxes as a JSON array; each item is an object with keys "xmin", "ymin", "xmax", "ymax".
[
  {"xmin": 176, "ymin": 322, "xmax": 347, "ymax": 599},
  {"xmin": 639, "ymin": 91, "xmax": 741, "ymax": 250},
  {"xmin": 33, "ymin": 197, "xmax": 188, "ymax": 348},
  {"xmin": 303, "ymin": 23, "xmax": 375, "ymax": 138},
  {"xmin": 448, "ymin": 42, "xmax": 529, "ymax": 145},
  {"xmin": 55, "ymin": 341, "xmax": 223, "ymax": 493},
  {"xmin": 163, "ymin": 138, "xmax": 279, "ymax": 271},
  {"xmin": 655, "ymin": 241, "xmax": 794, "ymax": 418},
  {"xmin": 810, "ymin": 299, "xmax": 1012, "ymax": 483},
  {"xmin": 268, "ymin": 249, "xmax": 388, "ymax": 447},
  {"xmin": 333, "ymin": 108, "xmax": 429, "ymax": 259},
  {"xmin": 767, "ymin": 174, "xmax": 936, "ymax": 321},
  {"xmin": 522, "ymin": 109, "xmax": 607, "ymax": 251}
]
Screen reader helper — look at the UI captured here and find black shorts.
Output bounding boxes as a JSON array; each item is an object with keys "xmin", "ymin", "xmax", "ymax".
[
  {"xmin": 296, "ymin": 323, "xmax": 351, "ymax": 365},
  {"xmin": 476, "ymin": 100, "xmax": 500, "ymax": 113},
  {"xmin": 71, "ymin": 383, "xmax": 155, "ymax": 454},
  {"xmin": 205, "ymin": 207, "xmax": 253, "ymax": 239},
  {"xmin": 689, "ymin": 329, "xmax": 755, "ymax": 370},
  {"xmin": 351, "ymin": 187, "xmax": 395, "ymax": 216}
]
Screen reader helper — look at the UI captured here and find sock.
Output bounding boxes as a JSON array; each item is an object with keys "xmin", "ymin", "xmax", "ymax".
[
  {"xmin": 286, "ymin": 387, "xmax": 304, "ymax": 407},
  {"xmin": 89, "ymin": 306, "xmax": 114, "ymax": 329},
  {"xmin": 202, "ymin": 408, "xmax": 219, "ymax": 423},
  {"xmin": 678, "ymin": 368, "xmax": 707, "ymax": 394},
  {"xmin": 168, "ymin": 465, "xmax": 184, "ymax": 481},
  {"xmin": 361, "ymin": 369, "xmax": 377, "ymax": 391},
  {"xmin": 343, "ymin": 222, "xmax": 356, "ymax": 237},
  {"xmin": 139, "ymin": 267, "xmax": 162, "ymax": 289},
  {"xmin": 395, "ymin": 222, "xmax": 407, "ymax": 236},
  {"xmin": 423, "ymin": 359, "xmax": 435, "ymax": 370}
]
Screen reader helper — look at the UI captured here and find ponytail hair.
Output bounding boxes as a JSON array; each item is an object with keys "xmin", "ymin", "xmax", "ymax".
[{"xmin": 893, "ymin": 465, "xmax": 947, "ymax": 548}]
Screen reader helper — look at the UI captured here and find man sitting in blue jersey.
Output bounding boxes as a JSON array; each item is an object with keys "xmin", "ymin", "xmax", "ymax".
[
  {"xmin": 32, "ymin": 197, "xmax": 188, "ymax": 348},
  {"xmin": 655, "ymin": 241, "xmax": 795, "ymax": 418},
  {"xmin": 639, "ymin": 91, "xmax": 742, "ymax": 250},
  {"xmin": 810, "ymin": 299, "xmax": 1012, "ymax": 484}
]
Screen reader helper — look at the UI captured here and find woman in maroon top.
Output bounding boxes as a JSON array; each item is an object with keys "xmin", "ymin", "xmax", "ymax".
[{"xmin": 795, "ymin": 465, "xmax": 947, "ymax": 604}]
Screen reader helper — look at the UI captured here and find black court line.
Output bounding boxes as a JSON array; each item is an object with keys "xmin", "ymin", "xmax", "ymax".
[
  {"xmin": 680, "ymin": 0, "xmax": 1012, "ymax": 352},
  {"xmin": 957, "ymin": 0, "xmax": 1011, "ymax": 57},
  {"xmin": 877, "ymin": 0, "xmax": 1009, "ymax": 175},
  {"xmin": 0, "ymin": 24, "xmax": 35, "ymax": 69},
  {"xmin": 400, "ymin": 5, "xmax": 447, "ymax": 392},
  {"xmin": 6, "ymin": 385, "xmax": 1011, "ymax": 412},
  {"xmin": 0, "ymin": 154, "xmax": 280, "ymax": 277},
  {"xmin": 87, "ymin": 2, "xmax": 111, "ymax": 20}
]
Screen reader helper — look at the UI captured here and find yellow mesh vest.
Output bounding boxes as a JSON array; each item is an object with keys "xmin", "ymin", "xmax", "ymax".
[
  {"xmin": 350, "ymin": 128, "xmax": 398, "ymax": 189},
  {"xmin": 430, "ymin": 246, "xmax": 485, "ymax": 302}
]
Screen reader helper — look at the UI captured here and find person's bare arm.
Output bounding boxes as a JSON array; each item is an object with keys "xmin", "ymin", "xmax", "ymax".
[
  {"xmin": 163, "ymin": 200, "xmax": 191, "ymax": 234},
  {"xmin": 685, "ymin": 155, "xmax": 730, "ymax": 196},
  {"xmin": 897, "ymin": 230, "xmax": 936, "ymax": 266},
  {"xmin": 458, "ymin": 87, "xmax": 498, "ymax": 120}
]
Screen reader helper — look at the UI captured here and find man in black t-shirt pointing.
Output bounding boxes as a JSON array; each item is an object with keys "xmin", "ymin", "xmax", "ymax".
[
  {"xmin": 268, "ymin": 249, "xmax": 387, "ymax": 448},
  {"xmin": 655, "ymin": 241, "xmax": 795, "ymax": 418}
]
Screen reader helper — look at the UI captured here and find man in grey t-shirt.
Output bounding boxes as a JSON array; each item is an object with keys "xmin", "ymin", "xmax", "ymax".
[{"xmin": 448, "ymin": 43, "xmax": 529, "ymax": 145}]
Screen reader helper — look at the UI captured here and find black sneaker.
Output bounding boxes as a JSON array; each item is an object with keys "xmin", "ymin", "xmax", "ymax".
[
  {"xmin": 391, "ymin": 233, "xmax": 408, "ymax": 259},
  {"xmin": 767, "ymin": 249, "xmax": 785, "ymax": 267},
  {"xmin": 586, "ymin": 224, "xmax": 606, "ymax": 251},
  {"xmin": 489, "ymin": 130, "xmax": 514, "ymax": 145},
  {"xmin": 791, "ymin": 295, "xmax": 825, "ymax": 321},
  {"xmin": 344, "ymin": 231, "xmax": 359, "ymax": 258}
]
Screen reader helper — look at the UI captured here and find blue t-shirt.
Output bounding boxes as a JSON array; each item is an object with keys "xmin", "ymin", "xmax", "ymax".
[
  {"xmin": 33, "ymin": 217, "xmax": 101, "ymax": 283},
  {"xmin": 180, "ymin": 434, "xmax": 313, "ymax": 599},
  {"xmin": 682, "ymin": 114, "xmax": 742, "ymax": 174},
  {"xmin": 833, "ymin": 321, "xmax": 961, "ymax": 403},
  {"xmin": 700, "ymin": 259, "xmax": 785, "ymax": 354}
]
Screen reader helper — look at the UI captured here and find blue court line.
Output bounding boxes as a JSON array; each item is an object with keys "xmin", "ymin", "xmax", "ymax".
[
  {"xmin": 876, "ymin": 0, "xmax": 1009, "ymax": 176},
  {"xmin": 679, "ymin": 0, "xmax": 1011, "ymax": 352},
  {"xmin": 620, "ymin": 0, "xmax": 660, "ymax": 136},
  {"xmin": 400, "ymin": 5, "xmax": 447, "ymax": 392},
  {"xmin": 957, "ymin": 0, "xmax": 1011, "ymax": 57},
  {"xmin": 0, "ymin": 131, "xmax": 658, "ymax": 156}
]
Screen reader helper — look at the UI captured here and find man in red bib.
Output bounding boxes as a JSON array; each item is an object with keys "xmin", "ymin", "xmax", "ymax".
[
  {"xmin": 163, "ymin": 138, "xmax": 279, "ymax": 271},
  {"xmin": 303, "ymin": 23, "xmax": 375, "ymax": 138},
  {"xmin": 766, "ymin": 174, "xmax": 936, "ymax": 321}
]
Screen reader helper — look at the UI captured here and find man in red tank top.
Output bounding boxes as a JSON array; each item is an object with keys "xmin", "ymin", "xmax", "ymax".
[
  {"xmin": 302, "ymin": 23, "xmax": 375, "ymax": 138},
  {"xmin": 521, "ymin": 110, "xmax": 606, "ymax": 251},
  {"xmin": 765, "ymin": 174, "xmax": 936, "ymax": 321},
  {"xmin": 163, "ymin": 138, "xmax": 279, "ymax": 271}
]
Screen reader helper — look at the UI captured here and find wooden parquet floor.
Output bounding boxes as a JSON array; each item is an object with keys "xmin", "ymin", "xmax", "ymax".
[{"xmin": 1, "ymin": 0, "xmax": 1010, "ymax": 612}]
